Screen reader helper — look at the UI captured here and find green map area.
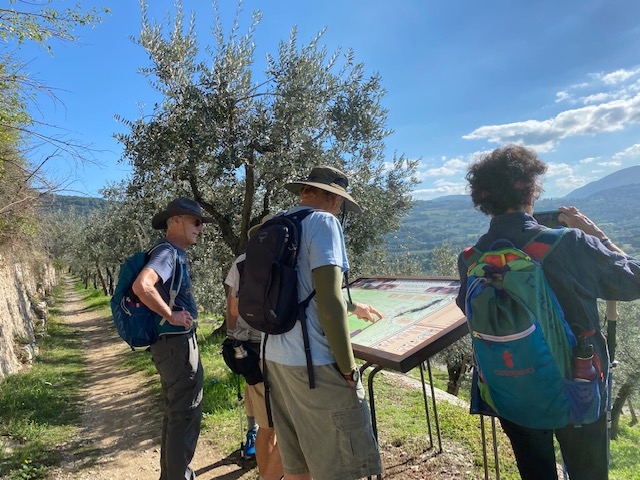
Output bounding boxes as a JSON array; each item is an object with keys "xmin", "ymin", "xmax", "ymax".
[{"xmin": 346, "ymin": 278, "xmax": 462, "ymax": 353}]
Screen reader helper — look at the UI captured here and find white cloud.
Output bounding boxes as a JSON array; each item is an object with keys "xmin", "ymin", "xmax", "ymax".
[
  {"xmin": 419, "ymin": 158, "xmax": 467, "ymax": 178},
  {"xmin": 600, "ymin": 68, "xmax": 640, "ymax": 85},
  {"xmin": 467, "ymin": 149, "xmax": 492, "ymax": 164},
  {"xmin": 463, "ymin": 93, "xmax": 640, "ymax": 152},
  {"xmin": 552, "ymin": 175, "xmax": 588, "ymax": 193},
  {"xmin": 613, "ymin": 143, "xmax": 640, "ymax": 160},
  {"xmin": 545, "ymin": 162, "xmax": 574, "ymax": 177},
  {"xmin": 412, "ymin": 179, "xmax": 467, "ymax": 200},
  {"xmin": 556, "ymin": 91, "xmax": 571, "ymax": 103},
  {"xmin": 581, "ymin": 92, "xmax": 615, "ymax": 104},
  {"xmin": 579, "ymin": 157, "xmax": 596, "ymax": 164},
  {"xmin": 597, "ymin": 161, "xmax": 622, "ymax": 167}
]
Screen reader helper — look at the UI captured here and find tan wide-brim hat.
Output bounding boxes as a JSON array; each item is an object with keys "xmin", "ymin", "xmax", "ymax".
[
  {"xmin": 284, "ymin": 165, "xmax": 362, "ymax": 213},
  {"xmin": 247, "ymin": 214, "xmax": 275, "ymax": 238},
  {"xmin": 151, "ymin": 197, "xmax": 214, "ymax": 230}
]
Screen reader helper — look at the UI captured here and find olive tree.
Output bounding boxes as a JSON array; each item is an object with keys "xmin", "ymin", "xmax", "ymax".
[
  {"xmin": 115, "ymin": 0, "xmax": 417, "ymax": 312},
  {"xmin": 608, "ymin": 300, "xmax": 640, "ymax": 439}
]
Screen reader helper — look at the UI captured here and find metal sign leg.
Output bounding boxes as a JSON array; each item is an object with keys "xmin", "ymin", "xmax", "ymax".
[
  {"xmin": 426, "ymin": 359, "xmax": 443, "ymax": 452},
  {"xmin": 418, "ymin": 361, "xmax": 434, "ymax": 450},
  {"xmin": 480, "ymin": 415, "xmax": 489, "ymax": 480},
  {"xmin": 491, "ymin": 416, "xmax": 500, "ymax": 480},
  {"xmin": 366, "ymin": 364, "xmax": 384, "ymax": 480}
]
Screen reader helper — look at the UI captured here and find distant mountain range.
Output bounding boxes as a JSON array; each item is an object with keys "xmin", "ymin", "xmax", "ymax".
[
  {"xmin": 41, "ymin": 194, "xmax": 106, "ymax": 217},
  {"xmin": 43, "ymin": 166, "xmax": 640, "ymax": 267},
  {"xmin": 565, "ymin": 165, "xmax": 640, "ymax": 199},
  {"xmin": 393, "ymin": 166, "xmax": 640, "ymax": 265}
]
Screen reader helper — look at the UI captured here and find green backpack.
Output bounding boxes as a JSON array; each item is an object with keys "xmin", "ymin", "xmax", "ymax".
[{"xmin": 463, "ymin": 228, "xmax": 601, "ymax": 428}]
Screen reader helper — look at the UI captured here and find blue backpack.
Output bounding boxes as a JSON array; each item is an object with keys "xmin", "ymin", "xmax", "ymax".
[
  {"xmin": 463, "ymin": 229, "xmax": 601, "ymax": 428},
  {"xmin": 110, "ymin": 242, "xmax": 182, "ymax": 349}
]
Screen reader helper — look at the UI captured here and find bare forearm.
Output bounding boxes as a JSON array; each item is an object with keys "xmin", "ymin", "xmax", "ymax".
[
  {"xmin": 132, "ymin": 268, "xmax": 192, "ymax": 328},
  {"xmin": 133, "ymin": 281, "xmax": 172, "ymax": 319}
]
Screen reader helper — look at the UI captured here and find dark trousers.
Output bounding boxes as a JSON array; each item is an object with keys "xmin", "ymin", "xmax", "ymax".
[
  {"xmin": 500, "ymin": 413, "xmax": 608, "ymax": 480},
  {"xmin": 150, "ymin": 331, "xmax": 204, "ymax": 480}
]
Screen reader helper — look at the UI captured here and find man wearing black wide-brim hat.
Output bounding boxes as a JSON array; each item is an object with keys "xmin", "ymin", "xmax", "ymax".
[
  {"xmin": 133, "ymin": 197, "xmax": 212, "ymax": 480},
  {"xmin": 261, "ymin": 166, "xmax": 383, "ymax": 480}
]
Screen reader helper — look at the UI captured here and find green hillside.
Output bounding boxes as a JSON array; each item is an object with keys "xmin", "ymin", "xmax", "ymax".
[
  {"xmin": 391, "ymin": 185, "xmax": 640, "ymax": 257},
  {"xmin": 43, "ymin": 185, "xmax": 640, "ymax": 259},
  {"xmin": 40, "ymin": 194, "xmax": 106, "ymax": 217}
]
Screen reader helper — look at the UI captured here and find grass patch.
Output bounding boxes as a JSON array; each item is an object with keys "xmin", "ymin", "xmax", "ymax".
[
  {"xmin": 77, "ymin": 286, "xmax": 111, "ymax": 311},
  {"xmin": 405, "ymin": 363, "xmax": 454, "ymax": 393},
  {"xmin": 610, "ymin": 420, "xmax": 640, "ymax": 480},
  {"xmin": 370, "ymin": 372, "xmax": 520, "ymax": 479},
  {"xmin": 114, "ymin": 314, "xmax": 244, "ymax": 454},
  {"xmin": 198, "ymin": 321, "xmax": 249, "ymax": 453},
  {"xmin": 0, "ymin": 295, "xmax": 86, "ymax": 479}
]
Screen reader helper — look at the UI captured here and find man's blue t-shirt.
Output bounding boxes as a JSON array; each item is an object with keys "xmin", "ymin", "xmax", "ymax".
[{"xmin": 145, "ymin": 241, "xmax": 197, "ymax": 332}]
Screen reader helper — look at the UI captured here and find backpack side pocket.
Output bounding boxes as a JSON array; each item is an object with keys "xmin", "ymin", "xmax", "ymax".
[{"xmin": 472, "ymin": 322, "xmax": 570, "ymax": 429}]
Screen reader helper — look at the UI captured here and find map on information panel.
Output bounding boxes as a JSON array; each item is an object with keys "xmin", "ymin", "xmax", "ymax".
[{"xmin": 346, "ymin": 277, "xmax": 468, "ymax": 373}]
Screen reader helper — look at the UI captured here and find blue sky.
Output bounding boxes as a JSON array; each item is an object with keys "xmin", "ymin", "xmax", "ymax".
[{"xmin": 15, "ymin": 0, "xmax": 640, "ymax": 200}]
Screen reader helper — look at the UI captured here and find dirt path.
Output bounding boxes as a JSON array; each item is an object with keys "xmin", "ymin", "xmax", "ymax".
[
  {"xmin": 49, "ymin": 277, "xmax": 251, "ymax": 480},
  {"xmin": 48, "ymin": 277, "xmax": 486, "ymax": 480}
]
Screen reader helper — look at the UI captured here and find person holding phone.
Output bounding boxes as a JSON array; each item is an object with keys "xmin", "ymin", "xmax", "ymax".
[{"xmin": 455, "ymin": 145, "xmax": 640, "ymax": 480}]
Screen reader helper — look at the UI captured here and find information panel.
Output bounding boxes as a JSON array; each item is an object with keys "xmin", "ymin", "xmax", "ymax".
[{"xmin": 347, "ymin": 277, "xmax": 468, "ymax": 373}]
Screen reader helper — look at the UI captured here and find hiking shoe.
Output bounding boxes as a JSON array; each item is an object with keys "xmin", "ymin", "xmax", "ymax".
[{"xmin": 244, "ymin": 427, "xmax": 257, "ymax": 457}]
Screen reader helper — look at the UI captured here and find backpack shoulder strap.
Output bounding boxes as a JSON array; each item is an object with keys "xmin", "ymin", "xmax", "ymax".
[
  {"xmin": 146, "ymin": 241, "xmax": 183, "ymax": 321},
  {"xmin": 464, "ymin": 227, "xmax": 567, "ymax": 269},
  {"xmin": 167, "ymin": 247, "xmax": 183, "ymax": 308},
  {"xmin": 462, "ymin": 246, "xmax": 483, "ymax": 269},
  {"xmin": 283, "ymin": 208, "xmax": 315, "ymax": 223},
  {"xmin": 522, "ymin": 227, "xmax": 568, "ymax": 262}
]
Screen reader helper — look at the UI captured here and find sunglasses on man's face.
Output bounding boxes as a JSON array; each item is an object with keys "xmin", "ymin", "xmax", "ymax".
[{"xmin": 181, "ymin": 216, "xmax": 203, "ymax": 227}]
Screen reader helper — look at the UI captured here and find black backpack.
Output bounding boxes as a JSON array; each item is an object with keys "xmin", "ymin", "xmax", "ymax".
[{"xmin": 238, "ymin": 209, "xmax": 317, "ymax": 388}]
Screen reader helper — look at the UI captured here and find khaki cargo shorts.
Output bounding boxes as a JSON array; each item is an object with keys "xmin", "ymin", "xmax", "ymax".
[
  {"xmin": 265, "ymin": 361, "xmax": 382, "ymax": 480},
  {"xmin": 246, "ymin": 381, "xmax": 269, "ymax": 429}
]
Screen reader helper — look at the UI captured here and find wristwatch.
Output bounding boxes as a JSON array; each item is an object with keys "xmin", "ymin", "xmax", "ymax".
[{"xmin": 343, "ymin": 368, "xmax": 360, "ymax": 383}]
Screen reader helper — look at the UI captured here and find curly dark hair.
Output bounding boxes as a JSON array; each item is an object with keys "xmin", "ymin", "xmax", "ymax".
[{"xmin": 466, "ymin": 145, "xmax": 547, "ymax": 216}]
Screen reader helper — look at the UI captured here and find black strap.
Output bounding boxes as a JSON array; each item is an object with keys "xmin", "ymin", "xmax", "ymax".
[
  {"xmin": 287, "ymin": 207, "xmax": 317, "ymax": 389},
  {"xmin": 261, "ymin": 334, "xmax": 275, "ymax": 428},
  {"xmin": 299, "ymin": 290, "xmax": 317, "ymax": 389}
]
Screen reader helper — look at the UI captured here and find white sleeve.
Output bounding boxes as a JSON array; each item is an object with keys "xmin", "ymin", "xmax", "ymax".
[{"xmin": 224, "ymin": 257, "xmax": 241, "ymax": 296}]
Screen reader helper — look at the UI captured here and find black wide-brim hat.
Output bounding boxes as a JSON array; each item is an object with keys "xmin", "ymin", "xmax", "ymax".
[
  {"xmin": 284, "ymin": 165, "xmax": 362, "ymax": 213},
  {"xmin": 152, "ymin": 197, "xmax": 214, "ymax": 230}
]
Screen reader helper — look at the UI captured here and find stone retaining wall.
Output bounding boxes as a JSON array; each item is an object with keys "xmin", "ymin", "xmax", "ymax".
[{"xmin": 0, "ymin": 253, "xmax": 57, "ymax": 380}]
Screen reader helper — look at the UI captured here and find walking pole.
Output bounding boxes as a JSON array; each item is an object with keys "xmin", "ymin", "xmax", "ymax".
[
  {"xmin": 605, "ymin": 301, "xmax": 618, "ymax": 469},
  {"xmin": 236, "ymin": 373, "xmax": 246, "ymax": 468}
]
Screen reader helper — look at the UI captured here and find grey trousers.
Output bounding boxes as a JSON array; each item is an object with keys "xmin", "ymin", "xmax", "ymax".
[{"xmin": 150, "ymin": 331, "xmax": 204, "ymax": 480}]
